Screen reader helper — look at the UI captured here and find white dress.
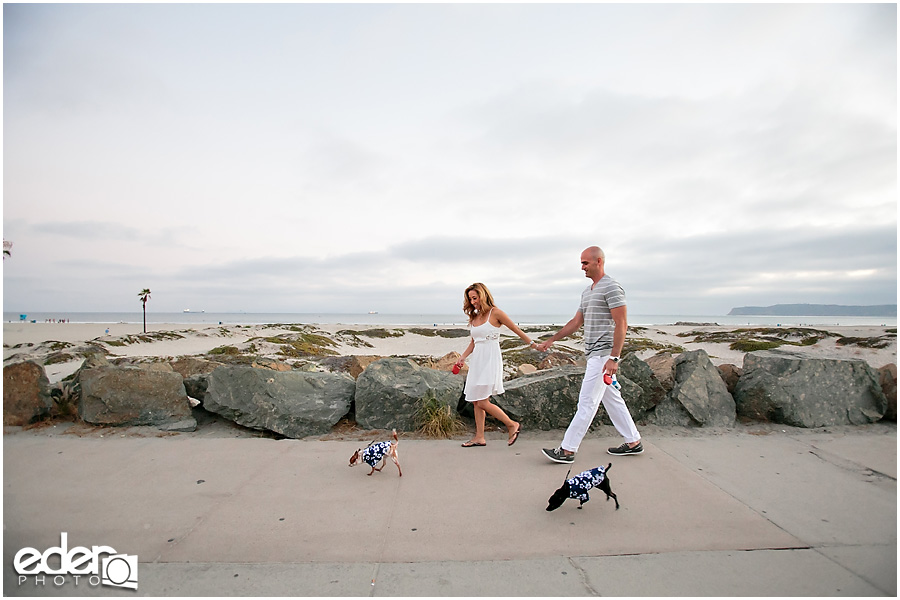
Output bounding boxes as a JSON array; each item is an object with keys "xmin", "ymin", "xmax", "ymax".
[{"xmin": 464, "ymin": 309, "xmax": 505, "ymax": 402}]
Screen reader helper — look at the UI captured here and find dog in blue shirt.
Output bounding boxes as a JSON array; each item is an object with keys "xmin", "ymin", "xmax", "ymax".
[
  {"xmin": 349, "ymin": 429, "xmax": 402, "ymax": 477},
  {"xmin": 546, "ymin": 463, "xmax": 618, "ymax": 511}
]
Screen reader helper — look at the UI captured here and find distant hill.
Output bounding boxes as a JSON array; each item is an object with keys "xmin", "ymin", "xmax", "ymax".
[{"xmin": 728, "ymin": 304, "xmax": 897, "ymax": 317}]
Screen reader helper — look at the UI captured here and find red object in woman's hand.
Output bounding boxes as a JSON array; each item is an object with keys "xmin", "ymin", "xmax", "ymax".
[{"xmin": 452, "ymin": 364, "xmax": 461, "ymax": 375}]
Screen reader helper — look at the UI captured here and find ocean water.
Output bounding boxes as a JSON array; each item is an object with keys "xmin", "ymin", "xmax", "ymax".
[{"xmin": 4, "ymin": 312, "xmax": 896, "ymax": 328}]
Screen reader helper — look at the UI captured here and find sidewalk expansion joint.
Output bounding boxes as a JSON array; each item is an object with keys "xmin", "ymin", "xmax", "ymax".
[
  {"xmin": 806, "ymin": 448, "xmax": 897, "ymax": 483},
  {"xmin": 567, "ymin": 556, "xmax": 600, "ymax": 596}
]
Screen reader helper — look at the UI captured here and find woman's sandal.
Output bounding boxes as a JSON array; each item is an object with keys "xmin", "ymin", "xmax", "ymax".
[{"xmin": 508, "ymin": 426, "xmax": 521, "ymax": 446}]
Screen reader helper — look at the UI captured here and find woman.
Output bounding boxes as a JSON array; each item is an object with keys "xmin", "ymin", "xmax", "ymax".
[{"xmin": 455, "ymin": 282, "xmax": 536, "ymax": 447}]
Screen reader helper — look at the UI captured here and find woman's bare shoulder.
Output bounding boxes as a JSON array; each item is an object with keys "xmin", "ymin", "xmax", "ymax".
[{"xmin": 491, "ymin": 307, "xmax": 510, "ymax": 325}]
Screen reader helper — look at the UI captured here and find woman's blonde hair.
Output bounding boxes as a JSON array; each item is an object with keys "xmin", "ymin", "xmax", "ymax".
[{"xmin": 463, "ymin": 282, "xmax": 496, "ymax": 323}]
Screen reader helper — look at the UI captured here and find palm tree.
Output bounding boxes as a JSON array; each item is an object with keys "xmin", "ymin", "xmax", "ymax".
[{"xmin": 138, "ymin": 288, "xmax": 151, "ymax": 333}]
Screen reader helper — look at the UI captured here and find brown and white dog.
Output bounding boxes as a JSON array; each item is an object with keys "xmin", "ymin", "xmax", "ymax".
[{"xmin": 349, "ymin": 429, "xmax": 402, "ymax": 477}]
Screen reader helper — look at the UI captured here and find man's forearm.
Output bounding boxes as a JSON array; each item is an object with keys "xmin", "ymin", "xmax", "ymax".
[{"xmin": 550, "ymin": 317, "xmax": 581, "ymax": 343}]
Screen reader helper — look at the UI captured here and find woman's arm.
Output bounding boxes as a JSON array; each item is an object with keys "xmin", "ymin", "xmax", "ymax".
[
  {"xmin": 536, "ymin": 311, "xmax": 584, "ymax": 352},
  {"xmin": 494, "ymin": 308, "xmax": 536, "ymax": 348},
  {"xmin": 456, "ymin": 337, "xmax": 475, "ymax": 367}
]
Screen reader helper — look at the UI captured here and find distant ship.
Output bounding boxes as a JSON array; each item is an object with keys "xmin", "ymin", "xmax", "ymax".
[
  {"xmin": 368, "ymin": 311, "xmax": 378, "ymax": 314},
  {"xmin": 183, "ymin": 309, "xmax": 205, "ymax": 313}
]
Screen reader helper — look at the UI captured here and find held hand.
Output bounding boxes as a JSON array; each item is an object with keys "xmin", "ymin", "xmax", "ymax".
[{"xmin": 536, "ymin": 340, "xmax": 552, "ymax": 352}]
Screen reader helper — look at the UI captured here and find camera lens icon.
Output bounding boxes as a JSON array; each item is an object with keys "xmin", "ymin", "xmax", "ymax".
[{"xmin": 102, "ymin": 554, "xmax": 138, "ymax": 590}]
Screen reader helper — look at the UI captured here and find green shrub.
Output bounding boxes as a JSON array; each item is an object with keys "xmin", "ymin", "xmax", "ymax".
[
  {"xmin": 836, "ymin": 336, "xmax": 892, "ymax": 349},
  {"xmin": 729, "ymin": 340, "xmax": 783, "ymax": 352},
  {"xmin": 209, "ymin": 345, "xmax": 241, "ymax": 355}
]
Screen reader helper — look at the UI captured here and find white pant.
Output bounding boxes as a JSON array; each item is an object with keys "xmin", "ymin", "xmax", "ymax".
[{"xmin": 562, "ymin": 354, "xmax": 641, "ymax": 453}]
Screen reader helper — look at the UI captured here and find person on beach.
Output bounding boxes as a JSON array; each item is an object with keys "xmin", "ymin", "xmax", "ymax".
[
  {"xmin": 537, "ymin": 246, "xmax": 642, "ymax": 463},
  {"xmin": 455, "ymin": 282, "xmax": 535, "ymax": 448}
]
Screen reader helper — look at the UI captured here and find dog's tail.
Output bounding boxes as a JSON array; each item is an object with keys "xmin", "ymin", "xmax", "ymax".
[{"xmin": 605, "ymin": 462, "xmax": 612, "ymax": 473}]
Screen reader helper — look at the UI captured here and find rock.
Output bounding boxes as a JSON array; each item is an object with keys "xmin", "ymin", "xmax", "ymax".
[
  {"xmin": 110, "ymin": 359, "xmax": 174, "ymax": 372},
  {"xmin": 204, "ymin": 366, "xmax": 354, "ymax": 438},
  {"xmin": 319, "ymin": 355, "xmax": 384, "ymax": 379},
  {"xmin": 497, "ymin": 366, "xmax": 586, "ymax": 430},
  {"xmin": 878, "ymin": 364, "xmax": 896, "ymax": 422},
  {"xmin": 645, "ymin": 352, "xmax": 676, "ymax": 392},
  {"xmin": 80, "ymin": 352, "xmax": 112, "ymax": 369},
  {"xmin": 498, "ymin": 364, "xmax": 648, "ymax": 430},
  {"xmin": 619, "ymin": 353, "xmax": 666, "ymax": 414},
  {"xmin": 538, "ymin": 352, "xmax": 579, "ymax": 370},
  {"xmin": 3, "ymin": 361, "xmax": 53, "ymax": 425},
  {"xmin": 355, "ymin": 358, "xmax": 463, "ymax": 430},
  {"xmin": 158, "ymin": 419, "xmax": 197, "ymax": 433},
  {"xmin": 250, "ymin": 358, "xmax": 293, "ymax": 372},
  {"xmin": 734, "ymin": 352, "xmax": 887, "ymax": 427},
  {"xmin": 717, "ymin": 363, "xmax": 743, "ymax": 395},
  {"xmin": 430, "ymin": 351, "xmax": 466, "ymax": 373},
  {"xmin": 77, "ymin": 366, "xmax": 196, "ymax": 429},
  {"xmin": 170, "ymin": 357, "xmax": 222, "ymax": 378},
  {"xmin": 649, "ymin": 350, "xmax": 736, "ymax": 427},
  {"xmin": 182, "ymin": 374, "xmax": 209, "ymax": 404},
  {"xmin": 517, "ymin": 364, "xmax": 537, "ymax": 377}
]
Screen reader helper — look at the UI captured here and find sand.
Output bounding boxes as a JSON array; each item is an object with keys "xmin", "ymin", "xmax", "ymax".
[{"xmin": 3, "ymin": 320, "xmax": 896, "ymax": 385}]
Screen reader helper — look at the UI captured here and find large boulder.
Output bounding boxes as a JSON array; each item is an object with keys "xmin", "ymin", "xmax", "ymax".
[
  {"xmin": 204, "ymin": 366, "xmax": 354, "ymax": 438},
  {"xmin": 645, "ymin": 352, "xmax": 677, "ymax": 392},
  {"xmin": 649, "ymin": 349, "xmax": 736, "ymax": 427},
  {"xmin": 355, "ymin": 358, "xmax": 463, "ymax": 430},
  {"xmin": 3, "ymin": 361, "xmax": 53, "ymax": 425},
  {"xmin": 499, "ymin": 365, "xmax": 646, "ymax": 430},
  {"xmin": 717, "ymin": 363, "xmax": 743, "ymax": 395},
  {"xmin": 878, "ymin": 364, "xmax": 896, "ymax": 422},
  {"xmin": 498, "ymin": 366, "xmax": 587, "ymax": 430},
  {"xmin": 78, "ymin": 365, "xmax": 196, "ymax": 430},
  {"xmin": 619, "ymin": 353, "xmax": 666, "ymax": 416},
  {"xmin": 734, "ymin": 352, "xmax": 887, "ymax": 427}
]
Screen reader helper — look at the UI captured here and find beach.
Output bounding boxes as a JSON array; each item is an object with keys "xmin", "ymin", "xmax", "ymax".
[{"xmin": 3, "ymin": 320, "xmax": 896, "ymax": 386}]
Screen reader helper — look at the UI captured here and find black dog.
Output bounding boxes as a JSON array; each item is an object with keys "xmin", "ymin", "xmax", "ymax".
[{"xmin": 546, "ymin": 463, "xmax": 619, "ymax": 511}]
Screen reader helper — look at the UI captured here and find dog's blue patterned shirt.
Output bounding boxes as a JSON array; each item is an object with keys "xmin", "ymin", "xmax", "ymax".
[
  {"xmin": 362, "ymin": 441, "xmax": 392, "ymax": 468},
  {"xmin": 568, "ymin": 466, "xmax": 607, "ymax": 503}
]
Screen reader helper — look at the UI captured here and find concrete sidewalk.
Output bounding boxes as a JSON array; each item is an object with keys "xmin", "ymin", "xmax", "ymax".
[{"xmin": 3, "ymin": 424, "xmax": 896, "ymax": 596}]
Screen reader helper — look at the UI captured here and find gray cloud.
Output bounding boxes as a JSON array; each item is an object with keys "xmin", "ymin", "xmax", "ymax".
[{"xmin": 3, "ymin": 4, "xmax": 895, "ymax": 317}]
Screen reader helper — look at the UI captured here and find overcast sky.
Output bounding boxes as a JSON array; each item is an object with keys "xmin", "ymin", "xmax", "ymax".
[{"xmin": 3, "ymin": 3, "xmax": 897, "ymax": 317}]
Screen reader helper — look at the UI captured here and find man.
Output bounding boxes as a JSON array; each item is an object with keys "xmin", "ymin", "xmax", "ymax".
[{"xmin": 538, "ymin": 246, "xmax": 642, "ymax": 463}]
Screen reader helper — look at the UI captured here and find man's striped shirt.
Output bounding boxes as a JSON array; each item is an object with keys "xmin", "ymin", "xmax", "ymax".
[{"xmin": 578, "ymin": 275, "xmax": 626, "ymax": 359}]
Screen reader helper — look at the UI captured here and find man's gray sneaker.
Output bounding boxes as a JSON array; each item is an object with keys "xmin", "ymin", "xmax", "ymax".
[
  {"xmin": 542, "ymin": 447, "xmax": 575, "ymax": 464},
  {"xmin": 608, "ymin": 441, "xmax": 643, "ymax": 455}
]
